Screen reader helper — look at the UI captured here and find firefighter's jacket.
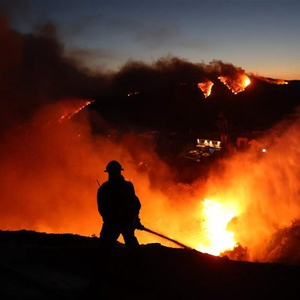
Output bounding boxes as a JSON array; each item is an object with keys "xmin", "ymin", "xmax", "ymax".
[{"xmin": 97, "ymin": 175, "xmax": 141, "ymax": 226}]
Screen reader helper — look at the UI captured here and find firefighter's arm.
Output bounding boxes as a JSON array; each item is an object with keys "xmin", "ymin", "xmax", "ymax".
[{"xmin": 134, "ymin": 216, "xmax": 145, "ymax": 230}]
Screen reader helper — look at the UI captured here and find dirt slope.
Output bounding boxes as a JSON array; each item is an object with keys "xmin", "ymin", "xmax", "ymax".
[{"xmin": 1, "ymin": 230, "xmax": 300, "ymax": 299}]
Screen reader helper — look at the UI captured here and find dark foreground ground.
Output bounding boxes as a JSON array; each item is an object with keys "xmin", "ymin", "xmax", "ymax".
[{"xmin": 1, "ymin": 230, "xmax": 300, "ymax": 300}]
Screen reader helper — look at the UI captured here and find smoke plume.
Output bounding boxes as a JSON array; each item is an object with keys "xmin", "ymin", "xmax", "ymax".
[{"xmin": 0, "ymin": 16, "xmax": 109, "ymax": 133}]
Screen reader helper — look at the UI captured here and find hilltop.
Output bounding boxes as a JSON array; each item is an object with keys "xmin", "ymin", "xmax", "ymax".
[
  {"xmin": 91, "ymin": 77, "xmax": 300, "ymax": 136},
  {"xmin": 1, "ymin": 230, "xmax": 300, "ymax": 299}
]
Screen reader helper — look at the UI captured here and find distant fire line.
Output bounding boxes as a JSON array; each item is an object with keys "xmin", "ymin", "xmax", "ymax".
[
  {"xmin": 218, "ymin": 74, "xmax": 251, "ymax": 94},
  {"xmin": 59, "ymin": 100, "xmax": 94, "ymax": 123},
  {"xmin": 197, "ymin": 74, "xmax": 251, "ymax": 98},
  {"xmin": 198, "ymin": 81, "xmax": 214, "ymax": 98}
]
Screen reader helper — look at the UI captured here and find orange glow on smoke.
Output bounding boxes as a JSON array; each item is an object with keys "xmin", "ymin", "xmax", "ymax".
[
  {"xmin": 197, "ymin": 81, "xmax": 214, "ymax": 98},
  {"xmin": 218, "ymin": 74, "xmax": 251, "ymax": 94},
  {"xmin": 2, "ymin": 97, "xmax": 300, "ymax": 263}
]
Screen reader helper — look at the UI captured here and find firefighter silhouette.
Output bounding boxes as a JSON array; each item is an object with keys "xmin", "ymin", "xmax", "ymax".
[
  {"xmin": 216, "ymin": 111, "xmax": 229, "ymax": 151},
  {"xmin": 97, "ymin": 160, "xmax": 142, "ymax": 249},
  {"xmin": 87, "ymin": 161, "xmax": 142, "ymax": 296}
]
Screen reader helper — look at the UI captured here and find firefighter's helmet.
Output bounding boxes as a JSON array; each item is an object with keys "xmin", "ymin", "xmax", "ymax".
[{"xmin": 104, "ymin": 160, "xmax": 124, "ymax": 173}]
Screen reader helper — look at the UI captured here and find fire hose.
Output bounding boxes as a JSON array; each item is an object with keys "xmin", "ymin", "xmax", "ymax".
[
  {"xmin": 96, "ymin": 180, "xmax": 191, "ymax": 250},
  {"xmin": 137, "ymin": 225, "xmax": 192, "ymax": 250}
]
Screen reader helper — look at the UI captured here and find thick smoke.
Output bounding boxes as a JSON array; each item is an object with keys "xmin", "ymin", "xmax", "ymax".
[
  {"xmin": 111, "ymin": 58, "xmax": 249, "ymax": 98},
  {"xmin": 0, "ymin": 100, "xmax": 172, "ymax": 235},
  {"xmin": 0, "ymin": 16, "xmax": 109, "ymax": 133},
  {"xmin": 202, "ymin": 112, "xmax": 300, "ymax": 263},
  {"xmin": 0, "ymin": 14, "xmax": 248, "ymax": 133},
  {"xmin": 0, "ymin": 16, "xmax": 191, "ymax": 244},
  {"xmin": 2, "ymin": 16, "xmax": 300, "ymax": 264}
]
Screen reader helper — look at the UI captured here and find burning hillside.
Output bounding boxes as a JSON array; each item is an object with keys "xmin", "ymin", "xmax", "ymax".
[
  {"xmin": 1, "ymin": 16, "xmax": 300, "ymax": 265},
  {"xmin": 218, "ymin": 73, "xmax": 251, "ymax": 94}
]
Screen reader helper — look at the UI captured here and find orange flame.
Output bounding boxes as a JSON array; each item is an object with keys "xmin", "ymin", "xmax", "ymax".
[
  {"xmin": 196, "ymin": 199, "xmax": 239, "ymax": 255},
  {"xmin": 218, "ymin": 74, "xmax": 251, "ymax": 94},
  {"xmin": 197, "ymin": 81, "xmax": 214, "ymax": 98}
]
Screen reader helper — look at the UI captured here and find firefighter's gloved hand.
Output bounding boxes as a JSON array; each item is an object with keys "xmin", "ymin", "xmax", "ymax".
[{"xmin": 134, "ymin": 217, "xmax": 145, "ymax": 230}]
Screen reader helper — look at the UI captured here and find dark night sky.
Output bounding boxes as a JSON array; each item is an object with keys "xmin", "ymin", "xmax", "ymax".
[{"xmin": 1, "ymin": 0, "xmax": 300, "ymax": 80}]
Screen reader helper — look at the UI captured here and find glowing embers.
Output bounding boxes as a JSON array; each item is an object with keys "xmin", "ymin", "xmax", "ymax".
[
  {"xmin": 197, "ymin": 81, "xmax": 214, "ymax": 98},
  {"xmin": 197, "ymin": 199, "xmax": 238, "ymax": 256},
  {"xmin": 218, "ymin": 74, "xmax": 251, "ymax": 94}
]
